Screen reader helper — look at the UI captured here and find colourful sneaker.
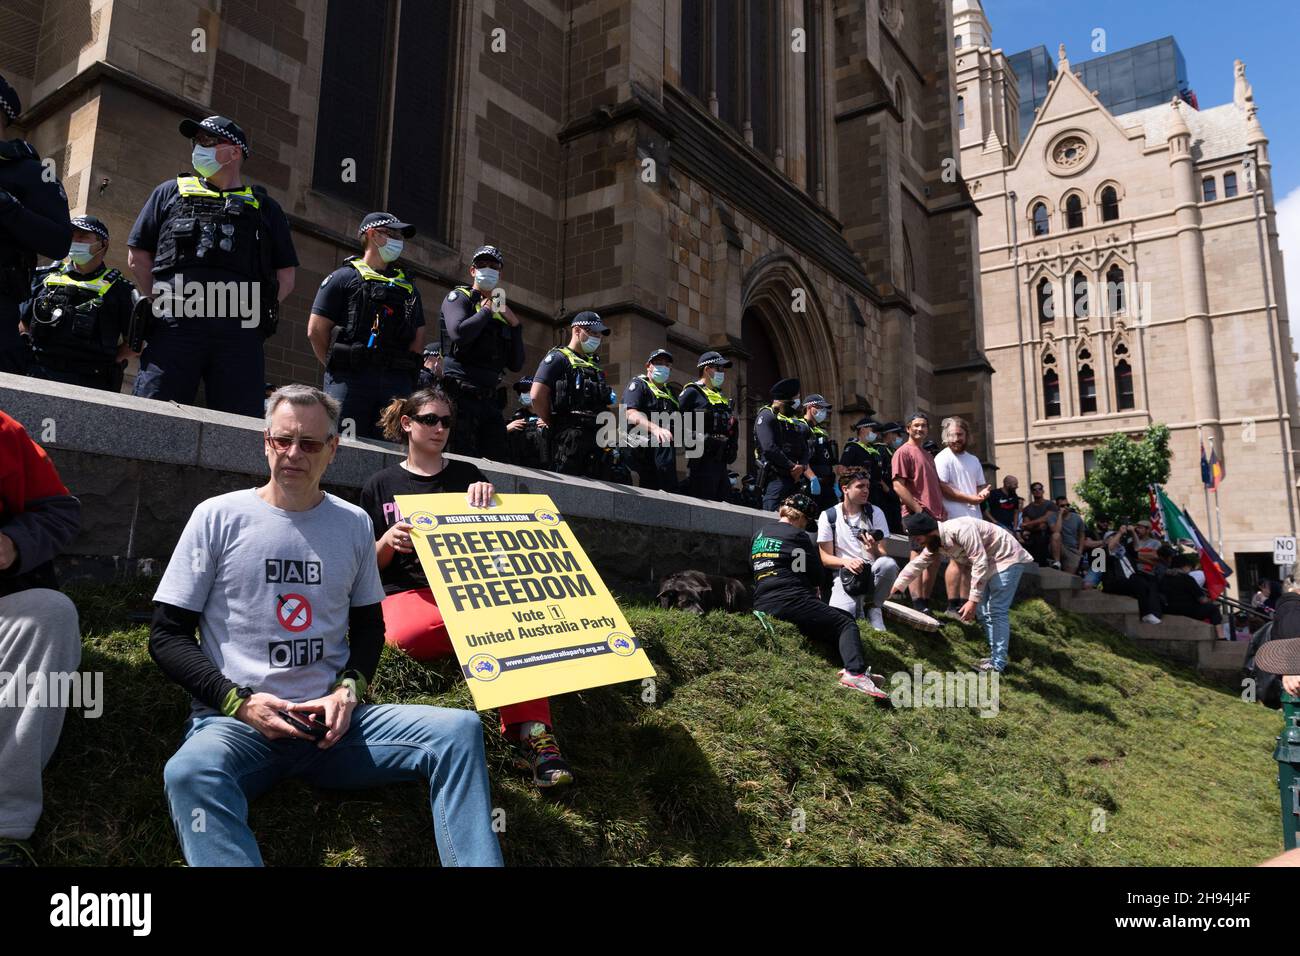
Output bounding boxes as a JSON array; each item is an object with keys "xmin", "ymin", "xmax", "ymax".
[
  {"xmin": 512, "ymin": 723, "xmax": 574, "ymax": 789},
  {"xmin": 838, "ymin": 669, "xmax": 889, "ymax": 700}
]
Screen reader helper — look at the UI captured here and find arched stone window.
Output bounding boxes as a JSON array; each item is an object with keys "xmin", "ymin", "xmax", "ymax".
[
  {"xmin": 1113, "ymin": 341, "xmax": 1135, "ymax": 410},
  {"xmin": 1037, "ymin": 277, "xmax": 1055, "ymax": 323},
  {"xmin": 1101, "ymin": 185, "xmax": 1120, "ymax": 221},
  {"xmin": 1106, "ymin": 264, "xmax": 1125, "ymax": 314},
  {"xmin": 1065, "ymin": 194, "xmax": 1084, "ymax": 230},
  {"xmin": 1032, "ymin": 203, "xmax": 1050, "ymax": 237},
  {"xmin": 1042, "ymin": 351, "xmax": 1060, "ymax": 418},
  {"xmin": 1072, "ymin": 271, "xmax": 1089, "ymax": 318}
]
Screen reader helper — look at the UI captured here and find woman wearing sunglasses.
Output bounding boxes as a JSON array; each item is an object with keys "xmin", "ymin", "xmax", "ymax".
[{"xmin": 358, "ymin": 386, "xmax": 573, "ymax": 789}]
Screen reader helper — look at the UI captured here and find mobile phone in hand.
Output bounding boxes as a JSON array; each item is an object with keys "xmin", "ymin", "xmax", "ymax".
[{"xmin": 278, "ymin": 710, "xmax": 327, "ymax": 739}]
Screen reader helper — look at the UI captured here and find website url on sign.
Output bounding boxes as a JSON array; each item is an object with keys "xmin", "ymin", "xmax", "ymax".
[{"xmin": 1113, "ymin": 916, "xmax": 1250, "ymax": 929}]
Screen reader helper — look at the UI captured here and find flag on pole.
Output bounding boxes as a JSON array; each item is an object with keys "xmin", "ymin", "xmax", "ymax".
[
  {"xmin": 1154, "ymin": 486, "xmax": 1192, "ymax": 545},
  {"xmin": 1200, "ymin": 442, "xmax": 1212, "ymax": 487},
  {"xmin": 1208, "ymin": 445, "xmax": 1223, "ymax": 490},
  {"xmin": 1180, "ymin": 506, "xmax": 1230, "ymax": 600},
  {"xmin": 1147, "ymin": 486, "xmax": 1165, "ymax": 537}
]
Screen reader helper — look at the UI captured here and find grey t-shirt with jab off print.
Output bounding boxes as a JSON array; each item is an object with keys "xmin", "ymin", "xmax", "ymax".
[{"xmin": 154, "ymin": 489, "xmax": 385, "ymax": 716}]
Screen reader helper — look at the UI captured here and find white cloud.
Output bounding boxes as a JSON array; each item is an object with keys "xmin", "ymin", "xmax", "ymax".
[{"xmin": 1277, "ymin": 184, "xmax": 1300, "ymax": 388}]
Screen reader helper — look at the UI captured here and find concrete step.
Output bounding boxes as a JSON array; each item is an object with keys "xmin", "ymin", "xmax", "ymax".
[
  {"xmin": 1059, "ymin": 590, "xmax": 1141, "ymax": 615},
  {"xmin": 1035, "ymin": 567, "xmax": 1083, "ymax": 591},
  {"xmin": 1199, "ymin": 639, "xmax": 1249, "ymax": 669},
  {"xmin": 1126, "ymin": 619, "xmax": 1217, "ymax": 643},
  {"xmin": 1131, "ymin": 636, "xmax": 1200, "ymax": 665}
]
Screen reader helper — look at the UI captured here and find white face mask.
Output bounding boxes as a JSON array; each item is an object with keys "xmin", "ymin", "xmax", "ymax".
[
  {"xmin": 518, "ymin": 393, "xmax": 532, "ymax": 407},
  {"xmin": 580, "ymin": 332, "xmax": 601, "ymax": 354},
  {"xmin": 710, "ymin": 371, "xmax": 725, "ymax": 387},
  {"xmin": 864, "ymin": 431, "xmax": 877, "ymax": 443},
  {"xmin": 191, "ymin": 144, "xmax": 227, "ymax": 178},
  {"xmin": 68, "ymin": 242, "xmax": 97, "ymax": 267},
  {"xmin": 378, "ymin": 238, "xmax": 404, "ymax": 263},
  {"xmin": 475, "ymin": 267, "xmax": 500, "ymax": 290},
  {"xmin": 650, "ymin": 365, "xmax": 670, "ymax": 384},
  {"xmin": 790, "ymin": 397, "xmax": 802, "ymax": 411},
  {"xmin": 814, "ymin": 409, "xmax": 828, "ymax": 423}
]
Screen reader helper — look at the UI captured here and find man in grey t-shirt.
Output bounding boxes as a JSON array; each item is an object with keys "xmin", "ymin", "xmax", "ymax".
[{"xmin": 149, "ymin": 385, "xmax": 501, "ymax": 867}]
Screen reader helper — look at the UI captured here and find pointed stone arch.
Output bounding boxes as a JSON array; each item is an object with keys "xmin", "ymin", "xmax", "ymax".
[{"xmin": 741, "ymin": 252, "xmax": 840, "ymax": 403}]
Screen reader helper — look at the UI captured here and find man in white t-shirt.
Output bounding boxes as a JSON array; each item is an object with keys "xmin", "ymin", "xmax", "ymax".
[
  {"xmin": 816, "ymin": 467, "xmax": 900, "ymax": 631},
  {"xmin": 934, "ymin": 417, "xmax": 990, "ymax": 616}
]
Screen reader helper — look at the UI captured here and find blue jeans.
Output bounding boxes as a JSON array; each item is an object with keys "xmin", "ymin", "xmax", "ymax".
[
  {"xmin": 324, "ymin": 367, "xmax": 418, "ymax": 440},
  {"xmin": 977, "ymin": 563, "xmax": 1027, "ymax": 670},
  {"xmin": 163, "ymin": 704, "xmax": 503, "ymax": 867}
]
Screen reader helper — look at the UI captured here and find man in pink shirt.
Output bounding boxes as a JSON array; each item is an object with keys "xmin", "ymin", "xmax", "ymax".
[
  {"xmin": 891, "ymin": 512, "xmax": 1035, "ymax": 672},
  {"xmin": 891, "ymin": 412, "xmax": 947, "ymax": 613}
]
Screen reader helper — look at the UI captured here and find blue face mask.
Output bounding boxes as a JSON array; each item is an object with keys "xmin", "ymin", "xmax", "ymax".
[
  {"xmin": 814, "ymin": 409, "xmax": 828, "ymax": 424},
  {"xmin": 580, "ymin": 333, "xmax": 601, "ymax": 354},
  {"xmin": 710, "ymin": 371, "xmax": 725, "ymax": 388},
  {"xmin": 650, "ymin": 365, "xmax": 670, "ymax": 384},
  {"xmin": 192, "ymin": 144, "xmax": 227, "ymax": 178},
  {"xmin": 518, "ymin": 393, "xmax": 532, "ymax": 407}
]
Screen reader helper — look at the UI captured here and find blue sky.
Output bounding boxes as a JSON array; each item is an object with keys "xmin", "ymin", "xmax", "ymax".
[{"xmin": 982, "ymin": 0, "xmax": 1299, "ymax": 196}]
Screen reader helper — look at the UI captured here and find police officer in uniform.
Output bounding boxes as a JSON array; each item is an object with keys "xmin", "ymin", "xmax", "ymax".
[
  {"xmin": 753, "ymin": 378, "xmax": 814, "ymax": 512},
  {"xmin": 623, "ymin": 348, "xmax": 680, "ymax": 492},
  {"xmin": 801, "ymin": 394, "xmax": 838, "ymax": 512},
  {"xmin": 127, "ymin": 115, "xmax": 298, "ymax": 418},
  {"xmin": 506, "ymin": 376, "xmax": 550, "ymax": 469},
  {"xmin": 678, "ymin": 351, "xmax": 736, "ymax": 501},
  {"xmin": 21, "ymin": 215, "xmax": 134, "ymax": 390},
  {"xmin": 0, "ymin": 74, "xmax": 72, "ymax": 374},
  {"xmin": 440, "ymin": 245, "xmax": 523, "ymax": 460},
  {"xmin": 530, "ymin": 311, "xmax": 614, "ymax": 478},
  {"xmin": 308, "ymin": 212, "xmax": 423, "ymax": 440},
  {"xmin": 417, "ymin": 341, "xmax": 442, "ymax": 390},
  {"xmin": 873, "ymin": 421, "xmax": 906, "ymax": 533}
]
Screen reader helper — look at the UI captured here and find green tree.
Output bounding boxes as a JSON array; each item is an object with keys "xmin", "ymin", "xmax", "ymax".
[{"xmin": 1074, "ymin": 424, "xmax": 1171, "ymax": 523}]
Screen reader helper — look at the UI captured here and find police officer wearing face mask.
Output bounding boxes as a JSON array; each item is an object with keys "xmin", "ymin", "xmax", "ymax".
[
  {"xmin": 308, "ymin": 212, "xmax": 423, "ymax": 440},
  {"xmin": 0, "ymin": 74, "xmax": 72, "ymax": 374},
  {"xmin": 439, "ymin": 245, "xmax": 523, "ymax": 460},
  {"xmin": 840, "ymin": 416, "xmax": 886, "ymax": 497},
  {"xmin": 21, "ymin": 215, "xmax": 135, "ymax": 391},
  {"xmin": 127, "ymin": 115, "xmax": 298, "ymax": 417},
  {"xmin": 678, "ymin": 351, "xmax": 737, "ymax": 501},
  {"xmin": 505, "ymin": 375, "xmax": 550, "ymax": 469},
  {"xmin": 530, "ymin": 311, "xmax": 614, "ymax": 477},
  {"xmin": 872, "ymin": 421, "xmax": 906, "ymax": 533},
  {"xmin": 417, "ymin": 341, "xmax": 442, "ymax": 391},
  {"xmin": 801, "ymin": 394, "xmax": 838, "ymax": 511},
  {"xmin": 623, "ymin": 348, "xmax": 680, "ymax": 492},
  {"xmin": 753, "ymin": 378, "xmax": 814, "ymax": 512}
]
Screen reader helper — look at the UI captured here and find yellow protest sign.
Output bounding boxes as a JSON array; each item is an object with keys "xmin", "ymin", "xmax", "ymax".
[{"xmin": 396, "ymin": 492, "xmax": 655, "ymax": 710}]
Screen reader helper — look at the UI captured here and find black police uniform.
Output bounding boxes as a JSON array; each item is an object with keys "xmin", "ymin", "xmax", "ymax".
[
  {"xmin": 679, "ymin": 377, "xmax": 736, "ymax": 502},
  {"xmin": 754, "ymin": 401, "xmax": 810, "ymax": 512},
  {"xmin": 129, "ymin": 119, "xmax": 298, "ymax": 418},
  {"xmin": 751, "ymin": 516, "xmax": 869, "ymax": 675},
  {"xmin": 417, "ymin": 345, "xmax": 442, "ymax": 391},
  {"xmin": 873, "ymin": 434, "xmax": 905, "ymax": 533},
  {"xmin": 21, "ymin": 259, "xmax": 134, "ymax": 390},
  {"xmin": 314, "ymin": 256, "xmax": 423, "ymax": 439},
  {"xmin": 506, "ymin": 378, "xmax": 550, "ymax": 469},
  {"xmin": 623, "ymin": 371, "xmax": 679, "ymax": 492},
  {"xmin": 440, "ymin": 269, "xmax": 523, "ymax": 461},
  {"xmin": 533, "ymin": 344, "xmax": 614, "ymax": 478},
  {"xmin": 805, "ymin": 418, "xmax": 839, "ymax": 512},
  {"xmin": 0, "ymin": 78, "xmax": 72, "ymax": 373}
]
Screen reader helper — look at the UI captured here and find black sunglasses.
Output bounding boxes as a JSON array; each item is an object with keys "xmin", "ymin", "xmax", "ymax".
[{"xmin": 409, "ymin": 412, "xmax": 454, "ymax": 429}]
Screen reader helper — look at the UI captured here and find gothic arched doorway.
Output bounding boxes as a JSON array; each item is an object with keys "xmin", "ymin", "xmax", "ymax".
[{"xmin": 739, "ymin": 307, "xmax": 783, "ymax": 477}]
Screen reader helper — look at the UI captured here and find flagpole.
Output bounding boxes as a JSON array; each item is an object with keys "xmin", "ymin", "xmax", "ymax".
[{"xmin": 1199, "ymin": 427, "xmax": 1213, "ymax": 548}]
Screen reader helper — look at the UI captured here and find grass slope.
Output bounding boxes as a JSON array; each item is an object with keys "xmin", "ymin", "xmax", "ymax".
[{"xmin": 39, "ymin": 578, "xmax": 1286, "ymax": 866}]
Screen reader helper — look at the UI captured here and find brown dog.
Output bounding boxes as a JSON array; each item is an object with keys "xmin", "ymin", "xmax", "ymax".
[{"xmin": 657, "ymin": 570, "xmax": 751, "ymax": 614}]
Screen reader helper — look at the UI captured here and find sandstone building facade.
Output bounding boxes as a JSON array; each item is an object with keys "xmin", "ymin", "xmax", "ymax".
[
  {"xmin": 2, "ymin": 0, "xmax": 989, "ymax": 466},
  {"xmin": 954, "ymin": 0, "xmax": 1299, "ymax": 590}
]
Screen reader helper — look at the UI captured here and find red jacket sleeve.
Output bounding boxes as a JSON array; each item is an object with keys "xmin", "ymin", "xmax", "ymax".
[{"xmin": 1, "ymin": 412, "xmax": 69, "ymax": 515}]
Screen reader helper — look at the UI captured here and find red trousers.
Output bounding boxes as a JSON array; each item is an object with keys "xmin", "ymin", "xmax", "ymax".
[{"xmin": 380, "ymin": 588, "xmax": 552, "ymax": 734}]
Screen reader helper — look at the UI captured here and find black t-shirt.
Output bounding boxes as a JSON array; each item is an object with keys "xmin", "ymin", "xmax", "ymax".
[
  {"xmin": 751, "ymin": 520, "xmax": 819, "ymax": 601},
  {"xmin": 987, "ymin": 488, "xmax": 1022, "ymax": 528},
  {"xmin": 311, "ymin": 260, "xmax": 424, "ymax": 326},
  {"xmin": 358, "ymin": 459, "xmax": 488, "ymax": 595},
  {"xmin": 1021, "ymin": 499, "xmax": 1057, "ymax": 535}
]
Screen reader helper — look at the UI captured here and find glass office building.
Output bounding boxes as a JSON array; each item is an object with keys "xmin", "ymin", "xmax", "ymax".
[{"xmin": 1007, "ymin": 36, "xmax": 1193, "ymax": 140}]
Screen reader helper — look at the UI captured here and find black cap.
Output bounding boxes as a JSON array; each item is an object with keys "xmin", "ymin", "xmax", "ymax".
[
  {"xmin": 179, "ymin": 115, "xmax": 249, "ymax": 157},
  {"xmin": 359, "ymin": 212, "xmax": 416, "ymax": 238},
  {"xmin": 512, "ymin": 376, "xmax": 535, "ymax": 393},
  {"xmin": 923, "ymin": 439, "xmax": 940, "ymax": 453},
  {"xmin": 423, "ymin": 341, "xmax": 442, "ymax": 356},
  {"xmin": 903, "ymin": 512, "xmax": 939, "ymax": 536},
  {"xmin": 782, "ymin": 493, "xmax": 821, "ymax": 521},
  {"xmin": 0, "ymin": 74, "xmax": 20, "ymax": 123},
  {"xmin": 697, "ymin": 350, "xmax": 732, "ymax": 369},
  {"xmin": 571, "ymin": 310, "xmax": 610, "ymax": 335},
  {"xmin": 804, "ymin": 394, "xmax": 831, "ymax": 408},
  {"xmin": 647, "ymin": 348, "xmax": 673, "ymax": 364},
  {"xmin": 771, "ymin": 378, "xmax": 800, "ymax": 400},
  {"xmin": 70, "ymin": 215, "xmax": 109, "ymax": 242},
  {"xmin": 878, "ymin": 421, "xmax": 903, "ymax": 434},
  {"xmin": 472, "ymin": 245, "xmax": 503, "ymax": 267},
  {"xmin": 852, "ymin": 417, "xmax": 882, "ymax": 431}
]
